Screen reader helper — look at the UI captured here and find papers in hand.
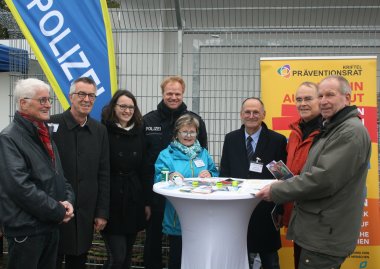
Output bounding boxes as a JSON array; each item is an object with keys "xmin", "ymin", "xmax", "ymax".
[
  {"xmin": 240, "ymin": 180, "xmax": 276, "ymax": 195},
  {"xmin": 266, "ymin": 160, "xmax": 294, "ymax": 180},
  {"xmin": 271, "ymin": 205, "xmax": 281, "ymax": 231}
]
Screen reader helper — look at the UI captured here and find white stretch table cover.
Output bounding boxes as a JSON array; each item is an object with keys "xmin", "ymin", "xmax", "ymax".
[{"xmin": 153, "ymin": 178, "xmax": 275, "ymax": 269}]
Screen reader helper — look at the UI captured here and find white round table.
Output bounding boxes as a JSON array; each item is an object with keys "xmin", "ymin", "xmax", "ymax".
[{"xmin": 153, "ymin": 178, "xmax": 274, "ymax": 269}]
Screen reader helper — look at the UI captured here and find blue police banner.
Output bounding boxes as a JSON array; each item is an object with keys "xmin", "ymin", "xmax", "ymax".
[{"xmin": 5, "ymin": 0, "xmax": 117, "ymax": 120}]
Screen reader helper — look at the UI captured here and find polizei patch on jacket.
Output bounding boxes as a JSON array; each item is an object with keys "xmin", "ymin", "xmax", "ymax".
[{"xmin": 146, "ymin": 126, "xmax": 162, "ymax": 132}]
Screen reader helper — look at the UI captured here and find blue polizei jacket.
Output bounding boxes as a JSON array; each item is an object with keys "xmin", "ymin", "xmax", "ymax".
[{"xmin": 154, "ymin": 142, "xmax": 219, "ymax": 235}]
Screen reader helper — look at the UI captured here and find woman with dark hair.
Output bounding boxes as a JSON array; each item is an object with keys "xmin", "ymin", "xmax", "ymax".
[{"xmin": 101, "ymin": 90, "xmax": 151, "ymax": 269}]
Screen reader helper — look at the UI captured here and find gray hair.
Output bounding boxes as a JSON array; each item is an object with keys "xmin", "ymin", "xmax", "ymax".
[
  {"xmin": 173, "ymin": 114, "xmax": 200, "ymax": 139},
  {"xmin": 14, "ymin": 78, "xmax": 51, "ymax": 110},
  {"xmin": 69, "ymin": 77, "xmax": 97, "ymax": 94},
  {"xmin": 298, "ymin": 81, "xmax": 318, "ymax": 93},
  {"xmin": 241, "ymin": 97, "xmax": 265, "ymax": 112},
  {"xmin": 320, "ymin": 75, "xmax": 352, "ymax": 95}
]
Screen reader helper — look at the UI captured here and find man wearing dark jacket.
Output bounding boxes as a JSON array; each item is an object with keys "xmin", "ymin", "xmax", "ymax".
[
  {"xmin": 143, "ymin": 76, "xmax": 207, "ymax": 269},
  {"xmin": 49, "ymin": 77, "xmax": 110, "ymax": 269},
  {"xmin": 0, "ymin": 78, "xmax": 74, "ymax": 269},
  {"xmin": 219, "ymin": 97, "xmax": 287, "ymax": 269}
]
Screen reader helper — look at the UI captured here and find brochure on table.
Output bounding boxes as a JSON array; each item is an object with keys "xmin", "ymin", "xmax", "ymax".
[{"xmin": 158, "ymin": 177, "xmax": 275, "ymax": 195}]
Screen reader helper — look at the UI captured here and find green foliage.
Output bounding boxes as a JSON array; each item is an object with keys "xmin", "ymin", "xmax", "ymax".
[
  {"xmin": 107, "ymin": 0, "xmax": 120, "ymax": 8},
  {"xmin": 0, "ymin": 0, "xmax": 119, "ymax": 39},
  {"xmin": 0, "ymin": 0, "xmax": 8, "ymax": 10},
  {"xmin": 0, "ymin": 26, "xmax": 9, "ymax": 39},
  {"xmin": 0, "ymin": 0, "xmax": 10, "ymax": 38}
]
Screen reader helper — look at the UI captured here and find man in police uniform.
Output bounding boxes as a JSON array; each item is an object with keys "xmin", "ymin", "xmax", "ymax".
[{"xmin": 143, "ymin": 76, "xmax": 207, "ymax": 269}]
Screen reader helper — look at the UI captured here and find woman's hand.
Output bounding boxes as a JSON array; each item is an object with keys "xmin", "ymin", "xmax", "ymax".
[
  {"xmin": 198, "ymin": 170, "xmax": 211, "ymax": 178},
  {"xmin": 169, "ymin": 172, "xmax": 184, "ymax": 181}
]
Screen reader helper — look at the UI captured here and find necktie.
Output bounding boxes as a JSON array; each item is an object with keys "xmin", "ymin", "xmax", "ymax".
[{"xmin": 246, "ymin": 136, "xmax": 254, "ymax": 161}]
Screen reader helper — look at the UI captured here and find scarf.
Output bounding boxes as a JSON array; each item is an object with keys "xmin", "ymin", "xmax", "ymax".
[
  {"xmin": 171, "ymin": 139, "xmax": 202, "ymax": 160},
  {"xmin": 299, "ymin": 115, "xmax": 322, "ymax": 141},
  {"xmin": 20, "ymin": 112, "xmax": 55, "ymax": 164}
]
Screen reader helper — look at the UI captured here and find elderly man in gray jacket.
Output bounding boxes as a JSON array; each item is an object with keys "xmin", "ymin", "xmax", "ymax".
[{"xmin": 257, "ymin": 75, "xmax": 371, "ymax": 269}]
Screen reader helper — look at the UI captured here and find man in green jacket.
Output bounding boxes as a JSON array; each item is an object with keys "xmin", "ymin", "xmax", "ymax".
[{"xmin": 257, "ymin": 75, "xmax": 371, "ymax": 269}]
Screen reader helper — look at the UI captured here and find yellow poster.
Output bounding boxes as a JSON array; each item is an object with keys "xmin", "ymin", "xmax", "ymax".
[{"xmin": 260, "ymin": 56, "xmax": 379, "ymax": 269}]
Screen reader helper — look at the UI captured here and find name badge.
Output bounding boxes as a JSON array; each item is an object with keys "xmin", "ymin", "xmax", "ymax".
[
  {"xmin": 249, "ymin": 161, "xmax": 263, "ymax": 173},
  {"xmin": 194, "ymin": 159, "xmax": 205, "ymax": 168}
]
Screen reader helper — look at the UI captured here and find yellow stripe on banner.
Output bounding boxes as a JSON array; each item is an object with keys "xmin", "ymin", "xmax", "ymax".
[
  {"xmin": 100, "ymin": 0, "xmax": 118, "ymax": 96},
  {"xmin": 4, "ymin": 0, "xmax": 70, "ymax": 110}
]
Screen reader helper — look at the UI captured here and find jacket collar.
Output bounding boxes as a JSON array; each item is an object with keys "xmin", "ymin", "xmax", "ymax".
[
  {"xmin": 14, "ymin": 112, "xmax": 51, "ymax": 153},
  {"xmin": 254, "ymin": 122, "xmax": 270, "ymax": 158},
  {"xmin": 312, "ymin": 106, "xmax": 358, "ymax": 145},
  {"xmin": 289, "ymin": 116, "xmax": 321, "ymax": 142},
  {"xmin": 104, "ymin": 120, "xmax": 140, "ymax": 136},
  {"xmin": 157, "ymin": 100, "xmax": 188, "ymax": 120},
  {"xmin": 14, "ymin": 111, "xmax": 39, "ymax": 138},
  {"xmin": 240, "ymin": 122, "xmax": 270, "ymax": 161},
  {"xmin": 323, "ymin": 105, "xmax": 358, "ymax": 132},
  {"xmin": 298, "ymin": 115, "xmax": 322, "ymax": 141},
  {"xmin": 62, "ymin": 109, "xmax": 96, "ymax": 133}
]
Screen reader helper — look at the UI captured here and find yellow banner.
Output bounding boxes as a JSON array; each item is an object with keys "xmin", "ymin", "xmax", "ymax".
[{"xmin": 260, "ymin": 56, "xmax": 379, "ymax": 269}]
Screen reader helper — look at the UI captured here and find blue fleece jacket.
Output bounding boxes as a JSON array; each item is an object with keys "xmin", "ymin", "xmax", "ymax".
[{"xmin": 154, "ymin": 143, "xmax": 219, "ymax": 235}]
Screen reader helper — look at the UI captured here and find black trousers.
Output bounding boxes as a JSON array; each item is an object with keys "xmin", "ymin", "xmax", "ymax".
[
  {"xmin": 168, "ymin": 235, "xmax": 182, "ymax": 269},
  {"xmin": 102, "ymin": 232, "xmax": 137, "ymax": 269},
  {"xmin": 144, "ymin": 210, "xmax": 164, "ymax": 269},
  {"xmin": 7, "ymin": 229, "xmax": 59, "ymax": 269},
  {"xmin": 0, "ymin": 236, "xmax": 3, "ymax": 257}
]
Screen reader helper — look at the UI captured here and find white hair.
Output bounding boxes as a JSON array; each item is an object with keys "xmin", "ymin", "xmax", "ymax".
[{"xmin": 14, "ymin": 78, "xmax": 51, "ymax": 110}]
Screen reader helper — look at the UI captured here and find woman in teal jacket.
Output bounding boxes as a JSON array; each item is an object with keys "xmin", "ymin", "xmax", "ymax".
[{"xmin": 154, "ymin": 113, "xmax": 218, "ymax": 269}]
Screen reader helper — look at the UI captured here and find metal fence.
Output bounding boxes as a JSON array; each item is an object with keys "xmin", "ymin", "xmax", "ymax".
[
  {"xmin": 108, "ymin": 0, "xmax": 380, "ymax": 166},
  {"xmin": 1, "ymin": 0, "xmax": 380, "ymax": 268},
  {"xmin": 2, "ymin": 0, "xmax": 380, "ymax": 165}
]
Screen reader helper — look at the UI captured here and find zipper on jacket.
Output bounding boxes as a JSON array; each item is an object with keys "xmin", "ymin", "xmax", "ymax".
[
  {"xmin": 190, "ymin": 159, "xmax": 194, "ymax": 177},
  {"xmin": 172, "ymin": 160, "xmax": 195, "ymax": 229},
  {"xmin": 173, "ymin": 211, "xmax": 178, "ymax": 227}
]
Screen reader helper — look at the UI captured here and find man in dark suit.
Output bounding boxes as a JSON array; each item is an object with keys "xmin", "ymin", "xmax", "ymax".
[{"xmin": 220, "ymin": 97, "xmax": 287, "ymax": 269}]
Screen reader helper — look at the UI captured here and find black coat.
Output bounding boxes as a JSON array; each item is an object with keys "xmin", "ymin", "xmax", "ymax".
[
  {"xmin": 49, "ymin": 109, "xmax": 110, "ymax": 255},
  {"xmin": 219, "ymin": 123, "xmax": 287, "ymax": 253},
  {"xmin": 102, "ymin": 122, "xmax": 151, "ymax": 235},
  {"xmin": 0, "ymin": 112, "xmax": 74, "ymax": 237}
]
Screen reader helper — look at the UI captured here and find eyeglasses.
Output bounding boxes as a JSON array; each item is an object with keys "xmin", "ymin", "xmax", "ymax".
[
  {"xmin": 178, "ymin": 131, "xmax": 197, "ymax": 138},
  {"xmin": 72, "ymin": 91, "xmax": 97, "ymax": 101},
  {"xmin": 23, "ymin": 97, "xmax": 53, "ymax": 105},
  {"xmin": 295, "ymin": 96, "xmax": 315, "ymax": 104},
  {"xmin": 116, "ymin": 104, "xmax": 135, "ymax": 111},
  {"xmin": 243, "ymin": 110, "xmax": 261, "ymax": 117}
]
